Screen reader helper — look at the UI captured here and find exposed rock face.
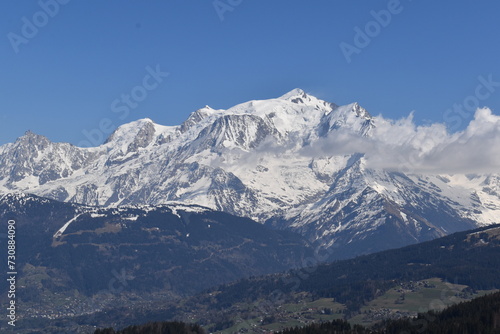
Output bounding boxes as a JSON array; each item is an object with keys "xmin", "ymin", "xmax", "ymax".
[{"xmin": 0, "ymin": 89, "xmax": 497, "ymax": 258}]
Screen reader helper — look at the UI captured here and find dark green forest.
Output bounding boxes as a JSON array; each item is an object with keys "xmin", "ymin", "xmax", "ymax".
[
  {"xmin": 95, "ymin": 291, "xmax": 500, "ymax": 334},
  {"xmin": 94, "ymin": 321, "xmax": 205, "ymax": 334},
  {"xmin": 208, "ymin": 225, "xmax": 500, "ymax": 313},
  {"xmin": 11, "ymin": 225, "xmax": 500, "ymax": 333},
  {"xmin": 279, "ymin": 291, "xmax": 500, "ymax": 334}
]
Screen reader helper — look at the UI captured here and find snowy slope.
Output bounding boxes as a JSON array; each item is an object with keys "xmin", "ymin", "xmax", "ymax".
[{"xmin": 0, "ymin": 89, "xmax": 498, "ymax": 255}]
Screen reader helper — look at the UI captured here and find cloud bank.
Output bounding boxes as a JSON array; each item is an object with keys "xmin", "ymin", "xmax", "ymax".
[{"xmin": 304, "ymin": 108, "xmax": 500, "ymax": 174}]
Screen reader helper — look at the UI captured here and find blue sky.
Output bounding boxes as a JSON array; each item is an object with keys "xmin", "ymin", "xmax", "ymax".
[{"xmin": 1, "ymin": 1, "xmax": 500, "ymax": 146}]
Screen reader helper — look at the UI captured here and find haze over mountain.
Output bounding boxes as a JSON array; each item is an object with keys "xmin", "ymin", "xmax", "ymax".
[{"xmin": 1, "ymin": 89, "xmax": 499, "ymax": 257}]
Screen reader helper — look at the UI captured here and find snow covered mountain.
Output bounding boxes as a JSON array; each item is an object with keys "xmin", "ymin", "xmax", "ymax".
[{"xmin": 1, "ymin": 88, "xmax": 498, "ymax": 258}]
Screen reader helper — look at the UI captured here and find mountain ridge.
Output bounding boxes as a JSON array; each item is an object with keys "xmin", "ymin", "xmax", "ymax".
[
  {"xmin": 14, "ymin": 222, "xmax": 498, "ymax": 333},
  {"xmin": 0, "ymin": 89, "xmax": 498, "ymax": 257},
  {"xmin": 0, "ymin": 193, "xmax": 314, "ymax": 319}
]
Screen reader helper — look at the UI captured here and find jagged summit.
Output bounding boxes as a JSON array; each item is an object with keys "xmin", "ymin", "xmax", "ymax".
[
  {"xmin": 105, "ymin": 118, "xmax": 156, "ymax": 142},
  {"xmin": 180, "ymin": 105, "xmax": 225, "ymax": 133},
  {"xmin": 17, "ymin": 130, "xmax": 50, "ymax": 143},
  {"xmin": 350, "ymin": 102, "xmax": 372, "ymax": 119},
  {"xmin": 279, "ymin": 88, "xmax": 307, "ymax": 100},
  {"xmin": 0, "ymin": 89, "xmax": 498, "ymax": 255}
]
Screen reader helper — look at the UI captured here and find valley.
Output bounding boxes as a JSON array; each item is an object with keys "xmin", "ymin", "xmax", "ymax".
[{"xmin": 0, "ymin": 90, "xmax": 499, "ymax": 333}]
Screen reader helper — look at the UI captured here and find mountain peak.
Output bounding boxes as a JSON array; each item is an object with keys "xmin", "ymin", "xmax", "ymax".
[
  {"xmin": 279, "ymin": 88, "xmax": 307, "ymax": 100},
  {"xmin": 104, "ymin": 118, "xmax": 157, "ymax": 147},
  {"xmin": 277, "ymin": 89, "xmax": 338, "ymax": 111},
  {"xmin": 0, "ymin": 90, "xmax": 496, "ymax": 255},
  {"xmin": 133, "ymin": 118, "xmax": 155, "ymax": 125},
  {"xmin": 15, "ymin": 130, "xmax": 50, "ymax": 147},
  {"xmin": 21, "ymin": 130, "xmax": 45, "ymax": 139},
  {"xmin": 350, "ymin": 102, "xmax": 372, "ymax": 119},
  {"xmin": 180, "ymin": 106, "xmax": 225, "ymax": 133}
]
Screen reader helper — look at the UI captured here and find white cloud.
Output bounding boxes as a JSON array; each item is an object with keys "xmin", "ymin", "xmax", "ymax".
[{"xmin": 302, "ymin": 107, "xmax": 500, "ymax": 174}]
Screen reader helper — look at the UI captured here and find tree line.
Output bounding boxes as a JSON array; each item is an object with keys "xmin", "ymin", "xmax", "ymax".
[{"xmin": 95, "ymin": 291, "xmax": 500, "ymax": 334}]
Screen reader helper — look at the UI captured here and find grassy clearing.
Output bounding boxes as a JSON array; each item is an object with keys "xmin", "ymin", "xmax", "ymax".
[
  {"xmin": 349, "ymin": 277, "xmax": 498, "ymax": 327},
  {"xmin": 214, "ymin": 296, "xmax": 345, "ymax": 333},
  {"xmin": 207, "ymin": 278, "xmax": 499, "ymax": 332}
]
